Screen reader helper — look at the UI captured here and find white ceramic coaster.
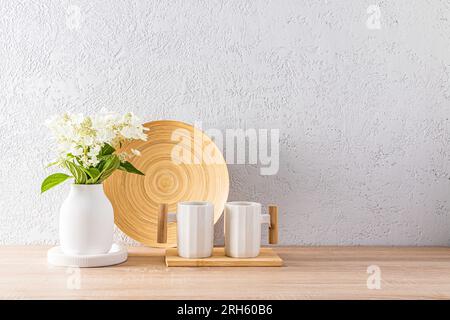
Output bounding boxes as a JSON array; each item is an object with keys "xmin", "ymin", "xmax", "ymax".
[{"xmin": 47, "ymin": 243, "xmax": 128, "ymax": 268}]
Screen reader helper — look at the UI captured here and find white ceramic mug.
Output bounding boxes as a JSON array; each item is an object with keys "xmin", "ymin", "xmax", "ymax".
[
  {"xmin": 158, "ymin": 201, "xmax": 214, "ymax": 259},
  {"xmin": 224, "ymin": 202, "xmax": 278, "ymax": 258}
]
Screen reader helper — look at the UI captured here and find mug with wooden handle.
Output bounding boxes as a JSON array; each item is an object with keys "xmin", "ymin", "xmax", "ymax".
[
  {"xmin": 158, "ymin": 201, "xmax": 214, "ymax": 259},
  {"xmin": 224, "ymin": 202, "xmax": 278, "ymax": 258}
]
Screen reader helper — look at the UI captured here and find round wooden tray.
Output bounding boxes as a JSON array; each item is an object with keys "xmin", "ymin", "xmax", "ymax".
[{"xmin": 104, "ymin": 120, "xmax": 229, "ymax": 248}]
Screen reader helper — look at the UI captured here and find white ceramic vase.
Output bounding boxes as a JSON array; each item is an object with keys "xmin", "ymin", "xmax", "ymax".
[{"xmin": 59, "ymin": 184, "xmax": 114, "ymax": 255}]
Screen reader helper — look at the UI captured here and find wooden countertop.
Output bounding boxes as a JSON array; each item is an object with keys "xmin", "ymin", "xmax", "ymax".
[{"xmin": 1, "ymin": 246, "xmax": 450, "ymax": 299}]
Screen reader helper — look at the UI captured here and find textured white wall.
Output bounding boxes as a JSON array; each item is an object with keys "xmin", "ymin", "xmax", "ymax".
[{"xmin": 1, "ymin": 1, "xmax": 449, "ymax": 245}]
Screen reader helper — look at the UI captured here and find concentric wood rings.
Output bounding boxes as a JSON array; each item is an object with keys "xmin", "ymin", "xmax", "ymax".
[{"xmin": 104, "ymin": 120, "xmax": 229, "ymax": 248}]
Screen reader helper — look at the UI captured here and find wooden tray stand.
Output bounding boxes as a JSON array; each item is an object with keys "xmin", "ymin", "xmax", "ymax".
[{"xmin": 160, "ymin": 205, "xmax": 282, "ymax": 267}]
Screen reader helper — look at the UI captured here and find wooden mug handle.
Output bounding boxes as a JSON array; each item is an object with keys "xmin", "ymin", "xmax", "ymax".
[
  {"xmin": 268, "ymin": 205, "xmax": 278, "ymax": 245},
  {"xmin": 157, "ymin": 203, "xmax": 168, "ymax": 243}
]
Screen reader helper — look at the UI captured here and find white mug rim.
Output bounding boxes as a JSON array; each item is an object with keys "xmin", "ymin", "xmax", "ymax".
[
  {"xmin": 178, "ymin": 201, "xmax": 212, "ymax": 207},
  {"xmin": 225, "ymin": 201, "xmax": 261, "ymax": 207}
]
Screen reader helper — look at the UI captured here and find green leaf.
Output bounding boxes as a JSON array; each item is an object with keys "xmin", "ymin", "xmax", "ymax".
[
  {"xmin": 103, "ymin": 155, "xmax": 121, "ymax": 172},
  {"xmin": 119, "ymin": 161, "xmax": 145, "ymax": 175},
  {"xmin": 74, "ymin": 157, "xmax": 84, "ymax": 167},
  {"xmin": 86, "ymin": 168, "xmax": 101, "ymax": 184},
  {"xmin": 96, "ymin": 153, "xmax": 116, "ymax": 171},
  {"xmin": 98, "ymin": 155, "xmax": 121, "ymax": 183},
  {"xmin": 46, "ymin": 160, "xmax": 60, "ymax": 168},
  {"xmin": 79, "ymin": 166, "xmax": 92, "ymax": 177},
  {"xmin": 78, "ymin": 166, "xmax": 102, "ymax": 184},
  {"xmin": 88, "ymin": 167, "xmax": 101, "ymax": 179},
  {"xmin": 96, "ymin": 158, "xmax": 107, "ymax": 172},
  {"xmin": 99, "ymin": 143, "xmax": 115, "ymax": 156},
  {"xmin": 65, "ymin": 161, "xmax": 87, "ymax": 184},
  {"xmin": 41, "ymin": 173, "xmax": 72, "ymax": 193}
]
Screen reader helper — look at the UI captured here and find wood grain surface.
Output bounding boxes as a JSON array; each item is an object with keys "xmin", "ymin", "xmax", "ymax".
[{"xmin": 1, "ymin": 246, "xmax": 450, "ymax": 299}]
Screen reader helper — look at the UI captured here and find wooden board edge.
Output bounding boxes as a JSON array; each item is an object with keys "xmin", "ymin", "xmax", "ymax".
[
  {"xmin": 165, "ymin": 247, "xmax": 284, "ymax": 267},
  {"xmin": 165, "ymin": 260, "xmax": 283, "ymax": 267}
]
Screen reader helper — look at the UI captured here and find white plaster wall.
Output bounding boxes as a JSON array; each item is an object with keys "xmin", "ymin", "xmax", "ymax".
[{"xmin": 0, "ymin": 0, "xmax": 449, "ymax": 245}]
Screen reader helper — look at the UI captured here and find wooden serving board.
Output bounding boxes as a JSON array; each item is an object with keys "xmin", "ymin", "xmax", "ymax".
[{"xmin": 165, "ymin": 247, "xmax": 283, "ymax": 267}]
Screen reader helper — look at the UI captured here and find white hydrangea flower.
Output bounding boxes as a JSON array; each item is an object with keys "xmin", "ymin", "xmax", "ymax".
[
  {"xmin": 118, "ymin": 152, "xmax": 128, "ymax": 162},
  {"xmin": 45, "ymin": 110, "xmax": 148, "ymax": 169},
  {"xmin": 131, "ymin": 148, "xmax": 141, "ymax": 156}
]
